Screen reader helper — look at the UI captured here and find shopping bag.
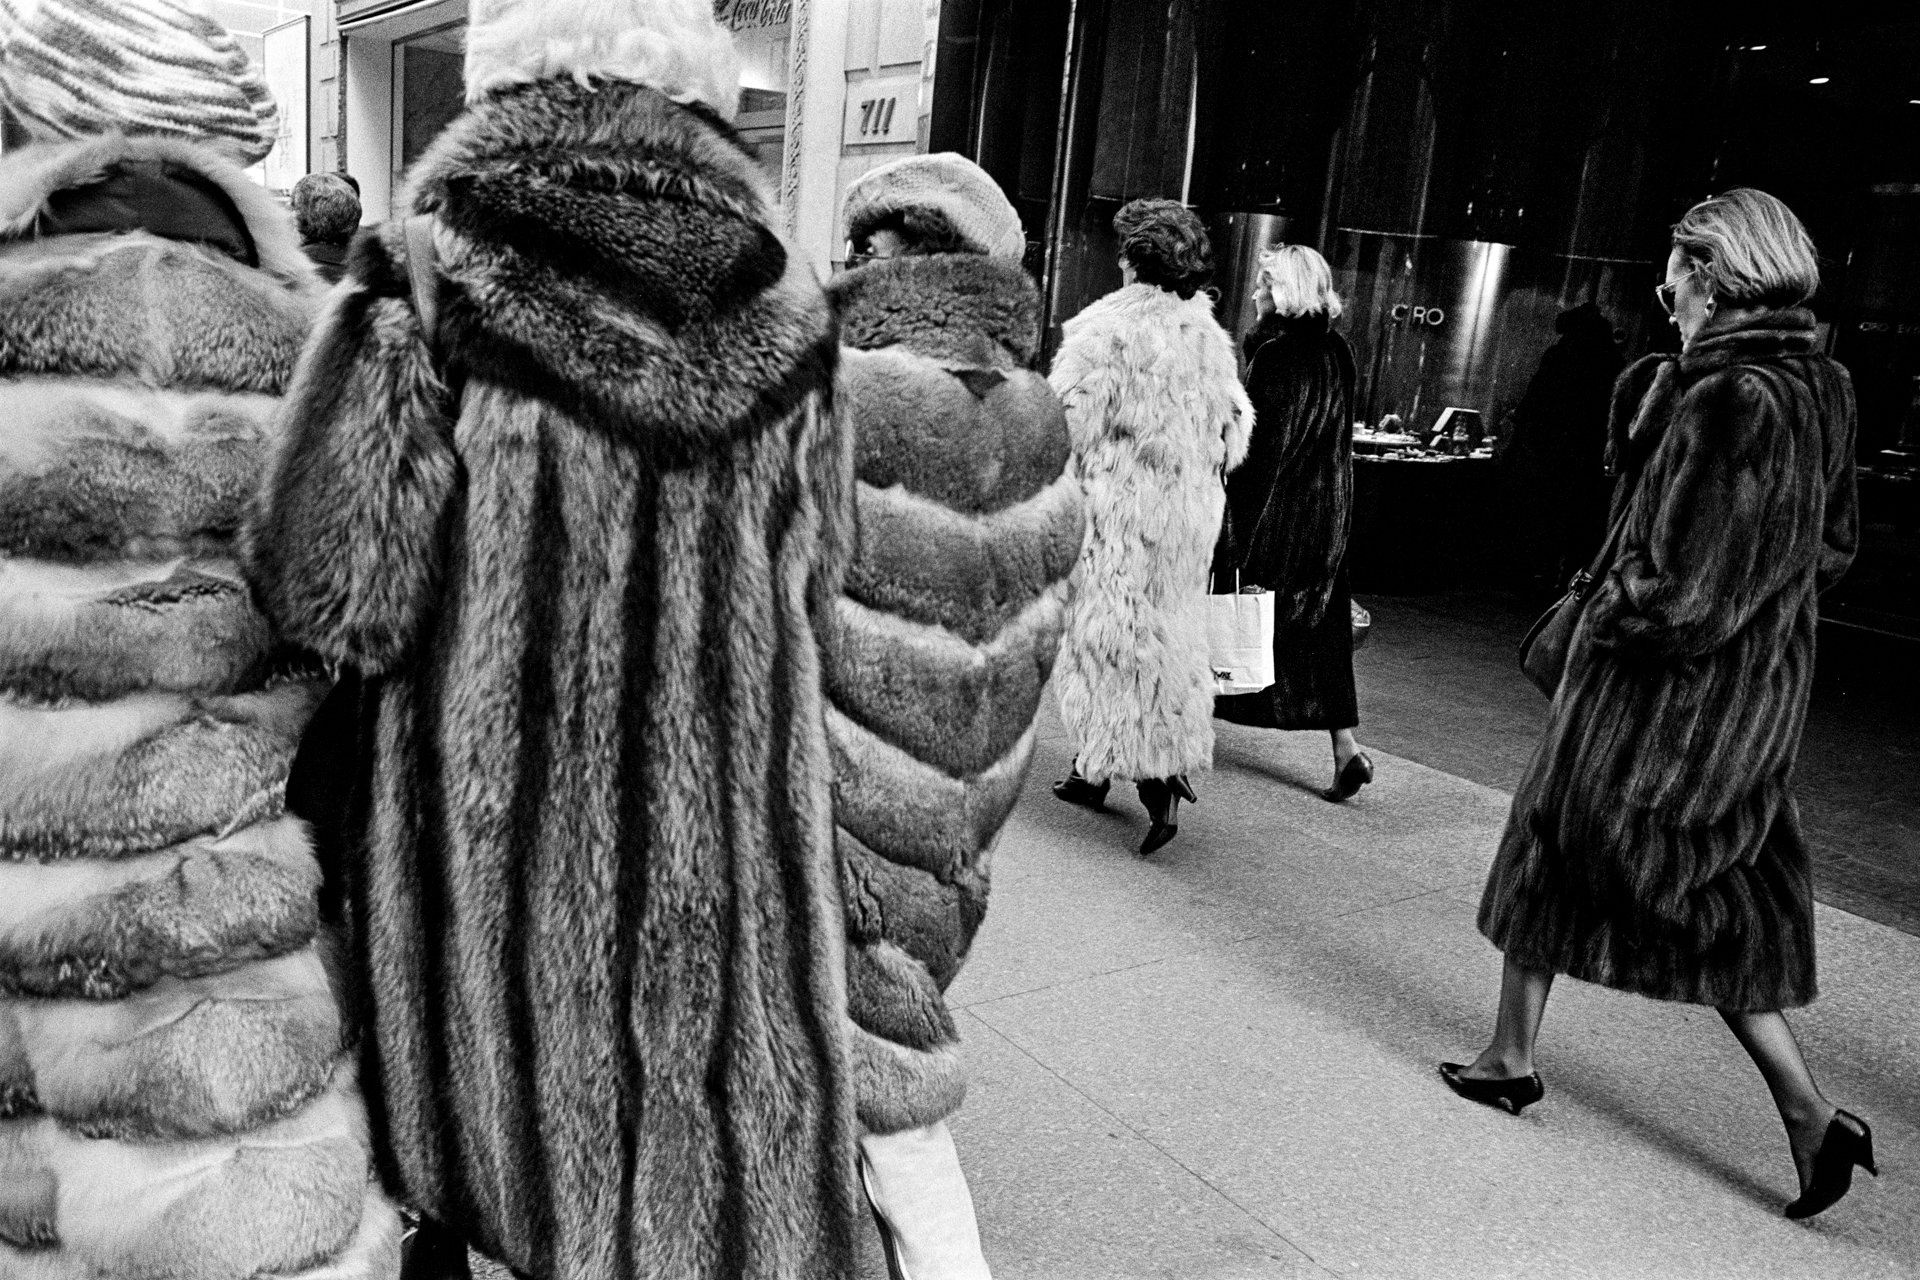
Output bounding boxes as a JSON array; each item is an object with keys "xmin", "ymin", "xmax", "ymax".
[{"xmin": 1206, "ymin": 576, "xmax": 1276, "ymax": 696}]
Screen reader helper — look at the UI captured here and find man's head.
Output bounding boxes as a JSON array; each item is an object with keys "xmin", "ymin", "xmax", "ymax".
[{"xmin": 291, "ymin": 173, "xmax": 360, "ymax": 246}]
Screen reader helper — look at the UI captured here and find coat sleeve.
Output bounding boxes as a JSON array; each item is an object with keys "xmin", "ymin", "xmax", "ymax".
[
  {"xmin": 1046, "ymin": 328, "xmax": 1117, "ymax": 465},
  {"xmin": 1587, "ymin": 368, "xmax": 1818, "ymax": 662},
  {"xmin": 244, "ymin": 231, "xmax": 459, "ymax": 676}
]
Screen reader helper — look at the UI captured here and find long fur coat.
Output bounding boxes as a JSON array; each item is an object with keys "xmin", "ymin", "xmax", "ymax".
[
  {"xmin": 0, "ymin": 135, "xmax": 399, "ymax": 1279},
  {"xmin": 1050, "ymin": 283, "xmax": 1251, "ymax": 782},
  {"xmin": 824, "ymin": 254, "xmax": 1081, "ymax": 1134},
  {"xmin": 1479, "ymin": 308, "xmax": 1858, "ymax": 1010},
  {"xmin": 245, "ymin": 80, "xmax": 861, "ymax": 1280},
  {"xmin": 1214, "ymin": 311, "xmax": 1360, "ymax": 731}
]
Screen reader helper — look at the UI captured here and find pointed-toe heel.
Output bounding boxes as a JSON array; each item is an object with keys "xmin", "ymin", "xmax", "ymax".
[
  {"xmin": 1053, "ymin": 764, "xmax": 1110, "ymax": 811},
  {"xmin": 1137, "ymin": 777, "xmax": 1187, "ymax": 855},
  {"xmin": 1785, "ymin": 1110, "xmax": 1877, "ymax": 1220},
  {"xmin": 1325, "ymin": 751, "xmax": 1375, "ymax": 802},
  {"xmin": 1438, "ymin": 1062, "xmax": 1544, "ymax": 1116}
]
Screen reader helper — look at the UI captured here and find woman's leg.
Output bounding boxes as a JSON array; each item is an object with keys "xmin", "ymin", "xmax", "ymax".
[
  {"xmin": 1462, "ymin": 959, "xmax": 1555, "ymax": 1079},
  {"xmin": 1720, "ymin": 1009, "xmax": 1838, "ymax": 1190},
  {"xmin": 1331, "ymin": 727, "xmax": 1359, "ymax": 770}
]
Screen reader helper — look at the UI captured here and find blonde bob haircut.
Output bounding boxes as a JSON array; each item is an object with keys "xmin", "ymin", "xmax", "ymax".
[
  {"xmin": 1671, "ymin": 188, "xmax": 1820, "ymax": 309},
  {"xmin": 1258, "ymin": 244, "xmax": 1344, "ymax": 320},
  {"xmin": 463, "ymin": 0, "xmax": 742, "ymax": 122}
]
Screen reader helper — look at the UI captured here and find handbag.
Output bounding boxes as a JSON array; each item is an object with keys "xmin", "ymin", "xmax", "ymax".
[
  {"xmin": 1517, "ymin": 490, "xmax": 1634, "ymax": 698},
  {"xmin": 1207, "ymin": 571, "xmax": 1277, "ymax": 696}
]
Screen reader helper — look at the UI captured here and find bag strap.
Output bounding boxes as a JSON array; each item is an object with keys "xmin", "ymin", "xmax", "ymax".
[{"xmin": 398, "ymin": 214, "xmax": 440, "ymax": 358}]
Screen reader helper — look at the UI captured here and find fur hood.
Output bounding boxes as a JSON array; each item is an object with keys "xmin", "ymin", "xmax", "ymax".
[
  {"xmin": 0, "ymin": 133, "xmax": 316, "ymax": 289},
  {"xmin": 830, "ymin": 254, "xmax": 1042, "ymax": 369},
  {"xmin": 399, "ymin": 77, "xmax": 832, "ymax": 458}
]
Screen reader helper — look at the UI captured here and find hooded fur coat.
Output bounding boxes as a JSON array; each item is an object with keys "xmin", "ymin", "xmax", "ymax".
[
  {"xmin": 1050, "ymin": 283, "xmax": 1252, "ymax": 782},
  {"xmin": 1479, "ymin": 308, "xmax": 1858, "ymax": 1010},
  {"xmin": 245, "ymin": 80, "xmax": 860, "ymax": 1280},
  {"xmin": 0, "ymin": 135, "xmax": 399, "ymax": 1279},
  {"xmin": 824, "ymin": 254, "xmax": 1081, "ymax": 1134}
]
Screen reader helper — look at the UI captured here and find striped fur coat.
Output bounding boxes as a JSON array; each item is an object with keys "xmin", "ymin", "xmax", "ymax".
[
  {"xmin": 824, "ymin": 254, "xmax": 1081, "ymax": 1134},
  {"xmin": 0, "ymin": 135, "xmax": 398, "ymax": 1279},
  {"xmin": 1050, "ymin": 284, "xmax": 1252, "ymax": 782},
  {"xmin": 1480, "ymin": 308, "xmax": 1858, "ymax": 1009},
  {"xmin": 245, "ymin": 80, "xmax": 860, "ymax": 1280}
]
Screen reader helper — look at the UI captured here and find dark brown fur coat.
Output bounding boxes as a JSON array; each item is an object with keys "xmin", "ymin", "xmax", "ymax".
[
  {"xmin": 246, "ymin": 81, "xmax": 860, "ymax": 1280},
  {"xmin": 1479, "ymin": 308, "xmax": 1858, "ymax": 1010},
  {"xmin": 824, "ymin": 255, "xmax": 1080, "ymax": 1134},
  {"xmin": 0, "ymin": 134, "xmax": 398, "ymax": 1279}
]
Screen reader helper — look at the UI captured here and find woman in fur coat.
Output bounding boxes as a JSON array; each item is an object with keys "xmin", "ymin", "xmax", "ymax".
[
  {"xmin": 1446, "ymin": 190, "xmax": 1872, "ymax": 1219},
  {"xmin": 1050, "ymin": 200, "xmax": 1252, "ymax": 854},
  {"xmin": 0, "ymin": 2, "xmax": 399, "ymax": 1275},
  {"xmin": 828, "ymin": 153, "xmax": 1081, "ymax": 1279},
  {"xmin": 245, "ymin": 4, "xmax": 861, "ymax": 1278},
  {"xmin": 1213, "ymin": 245, "xmax": 1375, "ymax": 802}
]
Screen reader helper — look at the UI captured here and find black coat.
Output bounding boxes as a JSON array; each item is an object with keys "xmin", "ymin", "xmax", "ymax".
[
  {"xmin": 1479, "ymin": 308, "xmax": 1858, "ymax": 1010},
  {"xmin": 1215, "ymin": 312, "xmax": 1360, "ymax": 731}
]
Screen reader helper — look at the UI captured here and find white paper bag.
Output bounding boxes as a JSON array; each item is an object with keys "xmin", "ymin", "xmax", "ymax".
[{"xmin": 1206, "ymin": 581, "xmax": 1276, "ymax": 696}]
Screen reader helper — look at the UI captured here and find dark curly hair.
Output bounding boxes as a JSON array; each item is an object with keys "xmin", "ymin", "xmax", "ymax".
[
  {"xmin": 850, "ymin": 206, "xmax": 975, "ymax": 258},
  {"xmin": 1114, "ymin": 198, "xmax": 1213, "ymax": 299}
]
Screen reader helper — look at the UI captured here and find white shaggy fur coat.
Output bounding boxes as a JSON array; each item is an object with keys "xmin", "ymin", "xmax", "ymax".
[{"xmin": 1049, "ymin": 284, "xmax": 1252, "ymax": 782}]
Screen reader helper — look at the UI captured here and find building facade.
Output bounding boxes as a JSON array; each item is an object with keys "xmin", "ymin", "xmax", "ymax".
[{"xmin": 305, "ymin": 0, "xmax": 942, "ymax": 273}]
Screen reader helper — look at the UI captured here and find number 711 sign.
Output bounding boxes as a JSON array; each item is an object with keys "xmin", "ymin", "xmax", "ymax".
[{"xmin": 843, "ymin": 74, "xmax": 922, "ymax": 147}]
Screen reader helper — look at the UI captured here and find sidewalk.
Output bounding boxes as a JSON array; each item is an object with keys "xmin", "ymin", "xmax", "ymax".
[{"xmin": 925, "ymin": 701, "xmax": 1920, "ymax": 1280}]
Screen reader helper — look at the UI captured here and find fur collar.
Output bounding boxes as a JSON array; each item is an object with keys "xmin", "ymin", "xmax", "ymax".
[
  {"xmin": 1679, "ymin": 307, "xmax": 1820, "ymax": 375},
  {"xmin": 828, "ymin": 255, "xmax": 1042, "ymax": 370},
  {"xmin": 1245, "ymin": 310, "xmax": 1329, "ymax": 359},
  {"xmin": 1061, "ymin": 281, "xmax": 1211, "ymax": 341},
  {"xmin": 0, "ymin": 134, "xmax": 314, "ymax": 290},
  {"xmin": 392, "ymin": 77, "xmax": 833, "ymax": 453}
]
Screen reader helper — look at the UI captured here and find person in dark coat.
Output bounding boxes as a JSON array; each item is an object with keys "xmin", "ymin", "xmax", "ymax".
[
  {"xmin": 1214, "ymin": 244, "xmax": 1373, "ymax": 802},
  {"xmin": 1502, "ymin": 302, "xmax": 1623, "ymax": 590},
  {"xmin": 1444, "ymin": 189, "xmax": 1872, "ymax": 1221},
  {"xmin": 830, "ymin": 150, "xmax": 1081, "ymax": 1280},
  {"xmin": 244, "ymin": 2, "xmax": 863, "ymax": 1276}
]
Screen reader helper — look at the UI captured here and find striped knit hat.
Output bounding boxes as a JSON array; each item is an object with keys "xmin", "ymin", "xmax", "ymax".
[{"xmin": 0, "ymin": 0, "xmax": 279, "ymax": 165}]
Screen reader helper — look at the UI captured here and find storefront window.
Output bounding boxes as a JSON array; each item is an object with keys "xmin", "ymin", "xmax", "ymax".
[{"xmin": 726, "ymin": 8, "xmax": 792, "ymax": 183}]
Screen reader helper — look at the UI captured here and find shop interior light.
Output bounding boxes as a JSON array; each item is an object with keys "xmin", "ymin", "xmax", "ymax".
[
  {"xmin": 1809, "ymin": 42, "xmax": 1830, "ymax": 85},
  {"xmin": 1810, "ymin": 75, "xmax": 1832, "ymax": 84}
]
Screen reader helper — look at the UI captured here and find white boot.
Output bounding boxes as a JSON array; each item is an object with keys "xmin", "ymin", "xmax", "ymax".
[{"xmin": 858, "ymin": 1122, "xmax": 992, "ymax": 1280}]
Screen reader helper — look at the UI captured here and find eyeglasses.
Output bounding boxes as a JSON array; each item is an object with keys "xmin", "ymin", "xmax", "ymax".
[{"xmin": 1655, "ymin": 268, "xmax": 1697, "ymax": 316}]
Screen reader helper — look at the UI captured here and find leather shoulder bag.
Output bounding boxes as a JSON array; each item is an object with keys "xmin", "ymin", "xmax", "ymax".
[{"xmin": 1517, "ymin": 485, "xmax": 1635, "ymax": 699}]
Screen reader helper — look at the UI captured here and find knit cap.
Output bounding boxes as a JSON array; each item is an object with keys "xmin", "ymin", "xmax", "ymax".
[
  {"xmin": 844, "ymin": 152, "xmax": 1025, "ymax": 260},
  {"xmin": 0, "ymin": 0, "xmax": 279, "ymax": 166}
]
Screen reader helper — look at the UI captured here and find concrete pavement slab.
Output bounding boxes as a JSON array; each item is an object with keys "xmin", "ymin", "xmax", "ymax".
[{"xmin": 942, "ymin": 696, "xmax": 1920, "ymax": 1279}]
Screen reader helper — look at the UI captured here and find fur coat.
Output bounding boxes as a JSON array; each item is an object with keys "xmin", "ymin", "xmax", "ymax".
[
  {"xmin": 1479, "ymin": 308, "xmax": 1858, "ymax": 1010},
  {"xmin": 1050, "ymin": 283, "xmax": 1251, "ymax": 782},
  {"xmin": 0, "ymin": 135, "xmax": 399, "ymax": 1279},
  {"xmin": 1214, "ymin": 311, "xmax": 1360, "ymax": 731},
  {"xmin": 824, "ymin": 254, "xmax": 1081, "ymax": 1134},
  {"xmin": 245, "ymin": 80, "xmax": 861, "ymax": 1280}
]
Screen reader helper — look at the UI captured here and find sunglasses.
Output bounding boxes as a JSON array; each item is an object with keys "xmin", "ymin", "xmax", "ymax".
[{"xmin": 1654, "ymin": 268, "xmax": 1697, "ymax": 316}]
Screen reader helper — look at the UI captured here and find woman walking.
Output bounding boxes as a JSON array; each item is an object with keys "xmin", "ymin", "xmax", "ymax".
[
  {"xmin": 1050, "ymin": 199, "xmax": 1251, "ymax": 854},
  {"xmin": 1213, "ymin": 245, "xmax": 1374, "ymax": 801},
  {"xmin": 1444, "ymin": 189, "xmax": 1869, "ymax": 1219}
]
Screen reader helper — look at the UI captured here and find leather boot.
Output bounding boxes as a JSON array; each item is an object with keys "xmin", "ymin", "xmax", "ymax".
[
  {"xmin": 860, "ymin": 1122, "xmax": 993, "ymax": 1280},
  {"xmin": 1136, "ymin": 775, "xmax": 1195, "ymax": 855},
  {"xmin": 1052, "ymin": 759, "xmax": 1110, "ymax": 810}
]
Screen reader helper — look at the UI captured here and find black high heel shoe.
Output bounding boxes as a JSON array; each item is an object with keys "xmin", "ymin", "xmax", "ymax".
[
  {"xmin": 1053, "ymin": 762, "xmax": 1110, "ymax": 810},
  {"xmin": 1784, "ymin": 1109, "xmax": 1878, "ymax": 1219},
  {"xmin": 1325, "ymin": 751, "xmax": 1375, "ymax": 802},
  {"xmin": 1137, "ymin": 776, "xmax": 1196, "ymax": 855},
  {"xmin": 1438, "ymin": 1062, "xmax": 1545, "ymax": 1116}
]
